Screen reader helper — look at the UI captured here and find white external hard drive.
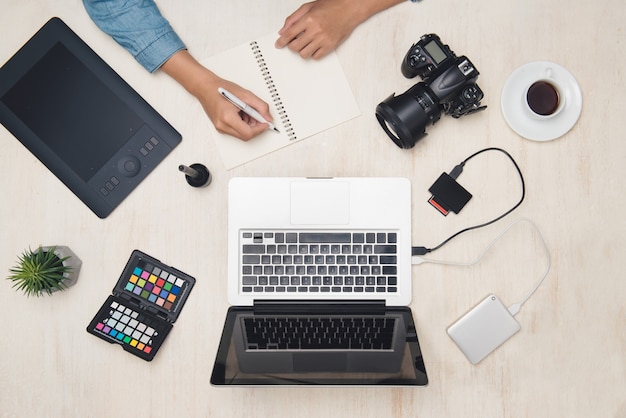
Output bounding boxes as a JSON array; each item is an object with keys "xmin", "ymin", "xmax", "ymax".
[{"xmin": 447, "ymin": 294, "xmax": 521, "ymax": 364}]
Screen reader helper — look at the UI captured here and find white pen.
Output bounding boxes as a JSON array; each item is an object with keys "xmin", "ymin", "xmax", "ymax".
[{"xmin": 217, "ymin": 87, "xmax": 280, "ymax": 133}]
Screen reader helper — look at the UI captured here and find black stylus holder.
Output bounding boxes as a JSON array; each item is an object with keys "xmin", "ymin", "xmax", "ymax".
[{"xmin": 179, "ymin": 164, "xmax": 211, "ymax": 188}]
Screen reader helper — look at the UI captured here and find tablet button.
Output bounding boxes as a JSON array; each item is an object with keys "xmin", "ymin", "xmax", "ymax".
[{"xmin": 118, "ymin": 156, "xmax": 141, "ymax": 177}]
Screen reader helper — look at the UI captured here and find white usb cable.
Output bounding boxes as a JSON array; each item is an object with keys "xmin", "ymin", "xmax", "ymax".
[{"xmin": 412, "ymin": 218, "xmax": 551, "ymax": 316}]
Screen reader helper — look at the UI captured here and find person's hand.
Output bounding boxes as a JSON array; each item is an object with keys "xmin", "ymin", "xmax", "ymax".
[
  {"xmin": 161, "ymin": 50, "xmax": 273, "ymax": 141},
  {"xmin": 194, "ymin": 75, "xmax": 273, "ymax": 141},
  {"xmin": 275, "ymin": 0, "xmax": 362, "ymax": 59},
  {"xmin": 275, "ymin": 0, "xmax": 406, "ymax": 59}
]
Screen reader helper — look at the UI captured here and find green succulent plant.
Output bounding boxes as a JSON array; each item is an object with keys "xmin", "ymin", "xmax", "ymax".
[{"xmin": 7, "ymin": 246, "xmax": 73, "ymax": 297}]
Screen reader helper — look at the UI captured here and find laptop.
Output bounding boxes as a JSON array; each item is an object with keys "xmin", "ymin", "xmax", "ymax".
[{"xmin": 210, "ymin": 177, "xmax": 428, "ymax": 386}]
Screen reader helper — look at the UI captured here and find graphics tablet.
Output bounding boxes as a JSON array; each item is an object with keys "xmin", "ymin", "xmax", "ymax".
[{"xmin": 0, "ymin": 18, "xmax": 181, "ymax": 218}]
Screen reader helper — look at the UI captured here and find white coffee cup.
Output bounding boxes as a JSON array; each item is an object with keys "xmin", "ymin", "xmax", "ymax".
[{"xmin": 523, "ymin": 68, "xmax": 565, "ymax": 119}]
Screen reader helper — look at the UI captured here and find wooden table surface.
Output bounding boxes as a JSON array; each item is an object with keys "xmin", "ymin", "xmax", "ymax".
[{"xmin": 1, "ymin": 1, "xmax": 624, "ymax": 417}]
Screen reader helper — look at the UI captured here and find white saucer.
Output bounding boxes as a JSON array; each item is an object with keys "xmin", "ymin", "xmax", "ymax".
[{"xmin": 501, "ymin": 61, "xmax": 582, "ymax": 141}]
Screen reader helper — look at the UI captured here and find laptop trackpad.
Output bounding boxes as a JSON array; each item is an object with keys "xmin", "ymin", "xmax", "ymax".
[
  {"xmin": 293, "ymin": 353, "xmax": 348, "ymax": 372},
  {"xmin": 290, "ymin": 181, "xmax": 350, "ymax": 225}
]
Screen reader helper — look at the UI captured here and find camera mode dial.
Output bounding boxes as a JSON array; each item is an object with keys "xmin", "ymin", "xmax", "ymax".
[
  {"xmin": 401, "ymin": 34, "xmax": 455, "ymax": 79},
  {"xmin": 402, "ymin": 45, "xmax": 434, "ymax": 79}
]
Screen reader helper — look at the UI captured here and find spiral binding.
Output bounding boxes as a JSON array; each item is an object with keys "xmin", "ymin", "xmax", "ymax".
[{"xmin": 250, "ymin": 41, "xmax": 296, "ymax": 140}]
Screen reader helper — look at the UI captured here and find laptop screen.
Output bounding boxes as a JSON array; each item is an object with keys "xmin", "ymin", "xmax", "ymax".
[{"xmin": 210, "ymin": 306, "xmax": 428, "ymax": 386}]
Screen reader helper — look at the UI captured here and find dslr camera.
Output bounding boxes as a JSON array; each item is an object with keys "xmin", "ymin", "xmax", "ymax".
[{"xmin": 376, "ymin": 34, "xmax": 486, "ymax": 149}]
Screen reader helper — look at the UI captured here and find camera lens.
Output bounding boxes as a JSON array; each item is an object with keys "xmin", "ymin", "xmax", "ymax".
[
  {"xmin": 375, "ymin": 109, "xmax": 406, "ymax": 148},
  {"xmin": 375, "ymin": 83, "xmax": 440, "ymax": 149}
]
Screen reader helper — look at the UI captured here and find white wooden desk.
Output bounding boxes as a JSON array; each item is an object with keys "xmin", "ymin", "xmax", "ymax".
[{"xmin": 1, "ymin": 1, "xmax": 624, "ymax": 417}]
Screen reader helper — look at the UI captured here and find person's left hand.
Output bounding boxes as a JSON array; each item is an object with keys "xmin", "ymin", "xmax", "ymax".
[{"xmin": 275, "ymin": 0, "xmax": 363, "ymax": 59}]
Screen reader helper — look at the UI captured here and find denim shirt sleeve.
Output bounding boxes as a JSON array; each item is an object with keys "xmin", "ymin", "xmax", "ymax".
[{"xmin": 82, "ymin": 0, "xmax": 186, "ymax": 73}]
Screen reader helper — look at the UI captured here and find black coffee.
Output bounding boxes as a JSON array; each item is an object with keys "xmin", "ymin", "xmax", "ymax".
[{"xmin": 526, "ymin": 81, "xmax": 560, "ymax": 116}]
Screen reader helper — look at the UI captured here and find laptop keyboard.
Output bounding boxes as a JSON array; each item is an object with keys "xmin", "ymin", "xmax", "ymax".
[
  {"xmin": 240, "ymin": 231, "xmax": 398, "ymax": 294},
  {"xmin": 243, "ymin": 316, "xmax": 396, "ymax": 350}
]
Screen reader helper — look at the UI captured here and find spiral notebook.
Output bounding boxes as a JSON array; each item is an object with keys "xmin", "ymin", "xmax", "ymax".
[{"xmin": 201, "ymin": 33, "xmax": 361, "ymax": 169}]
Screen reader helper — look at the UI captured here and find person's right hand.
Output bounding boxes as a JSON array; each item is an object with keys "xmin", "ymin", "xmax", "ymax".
[
  {"xmin": 196, "ymin": 75, "xmax": 273, "ymax": 141},
  {"xmin": 161, "ymin": 50, "xmax": 273, "ymax": 141}
]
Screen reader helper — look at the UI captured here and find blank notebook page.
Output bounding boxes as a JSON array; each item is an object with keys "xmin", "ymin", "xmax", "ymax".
[{"xmin": 202, "ymin": 33, "xmax": 361, "ymax": 169}]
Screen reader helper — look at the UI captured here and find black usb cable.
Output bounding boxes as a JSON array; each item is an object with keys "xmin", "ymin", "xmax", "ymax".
[{"xmin": 412, "ymin": 147, "xmax": 526, "ymax": 255}]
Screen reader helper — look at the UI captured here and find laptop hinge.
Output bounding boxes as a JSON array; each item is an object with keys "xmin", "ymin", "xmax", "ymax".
[{"xmin": 252, "ymin": 300, "xmax": 386, "ymax": 315}]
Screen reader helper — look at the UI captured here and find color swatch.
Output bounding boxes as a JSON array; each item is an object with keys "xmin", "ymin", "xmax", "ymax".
[
  {"xmin": 91, "ymin": 297, "xmax": 170, "ymax": 359},
  {"xmin": 123, "ymin": 260, "xmax": 187, "ymax": 312}
]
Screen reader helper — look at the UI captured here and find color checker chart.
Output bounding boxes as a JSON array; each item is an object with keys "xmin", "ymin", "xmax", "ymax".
[
  {"xmin": 127, "ymin": 263, "xmax": 186, "ymax": 311},
  {"xmin": 87, "ymin": 250, "xmax": 196, "ymax": 361}
]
